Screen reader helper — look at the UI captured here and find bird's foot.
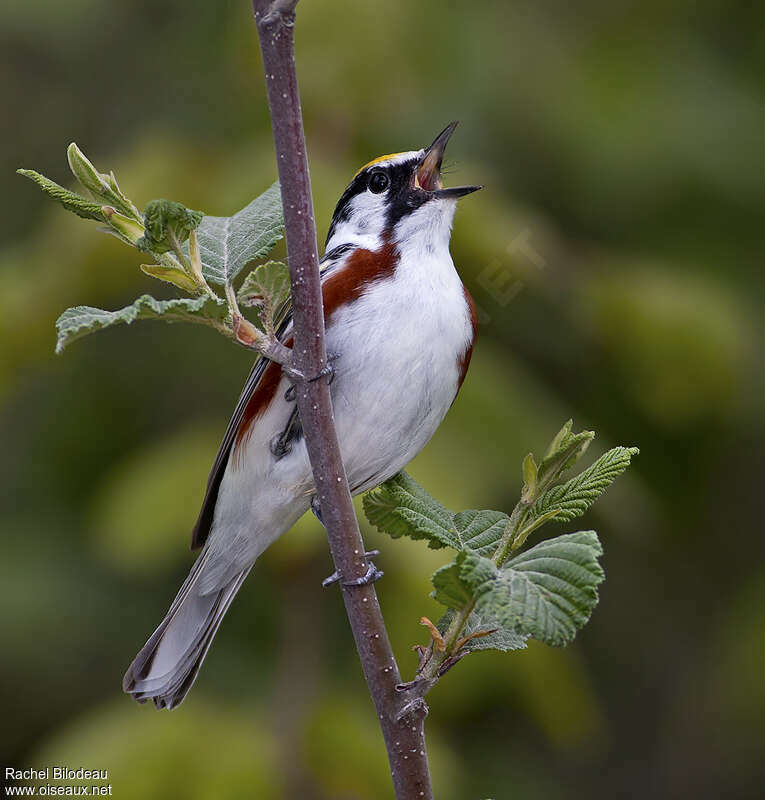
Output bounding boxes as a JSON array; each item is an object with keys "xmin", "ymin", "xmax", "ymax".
[
  {"xmin": 309, "ymin": 355, "xmax": 337, "ymax": 385},
  {"xmin": 322, "ymin": 550, "xmax": 383, "ymax": 588},
  {"xmin": 284, "ymin": 352, "xmax": 338, "ymax": 401}
]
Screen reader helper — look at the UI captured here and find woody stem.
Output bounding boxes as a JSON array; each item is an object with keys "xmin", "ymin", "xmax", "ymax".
[{"xmin": 250, "ymin": 3, "xmax": 434, "ymax": 799}]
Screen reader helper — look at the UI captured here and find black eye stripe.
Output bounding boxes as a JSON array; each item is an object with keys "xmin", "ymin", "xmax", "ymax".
[{"xmin": 325, "ymin": 156, "xmax": 426, "ymax": 247}]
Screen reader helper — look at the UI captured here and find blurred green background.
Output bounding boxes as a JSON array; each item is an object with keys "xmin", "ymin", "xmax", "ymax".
[{"xmin": 2, "ymin": 0, "xmax": 764, "ymax": 797}]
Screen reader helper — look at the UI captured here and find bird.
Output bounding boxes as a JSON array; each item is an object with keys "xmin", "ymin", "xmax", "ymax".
[{"xmin": 123, "ymin": 121, "xmax": 481, "ymax": 709}]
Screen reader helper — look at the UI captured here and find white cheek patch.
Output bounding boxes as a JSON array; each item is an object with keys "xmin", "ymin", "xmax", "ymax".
[
  {"xmin": 325, "ymin": 149, "xmax": 429, "ymax": 254},
  {"xmin": 349, "ymin": 192, "xmax": 386, "ymax": 230},
  {"xmin": 325, "ymin": 190, "xmax": 389, "ymax": 252}
]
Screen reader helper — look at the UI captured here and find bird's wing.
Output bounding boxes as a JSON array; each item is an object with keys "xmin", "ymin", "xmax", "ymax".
[
  {"xmin": 190, "ymin": 253, "xmax": 346, "ymax": 550},
  {"xmin": 190, "ymin": 315, "xmax": 290, "ymax": 550}
]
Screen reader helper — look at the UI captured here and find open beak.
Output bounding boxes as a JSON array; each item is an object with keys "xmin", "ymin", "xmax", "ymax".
[{"xmin": 416, "ymin": 121, "xmax": 482, "ymax": 199}]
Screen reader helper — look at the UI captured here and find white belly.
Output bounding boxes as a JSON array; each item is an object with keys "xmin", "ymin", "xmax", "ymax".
[
  {"xmin": 327, "ymin": 267, "xmax": 470, "ymax": 493},
  {"xmin": 205, "ymin": 245, "xmax": 472, "ymax": 586}
]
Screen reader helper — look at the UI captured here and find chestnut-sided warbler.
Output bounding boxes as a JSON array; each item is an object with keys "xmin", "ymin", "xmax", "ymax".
[{"xmin": 124, "ymin": 122, "xmax": 481, "ymax": 708}]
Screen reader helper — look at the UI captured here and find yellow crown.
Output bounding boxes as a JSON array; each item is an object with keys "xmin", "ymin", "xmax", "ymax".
[{"xmin": 352, "ymin": 152, "xmax": 408, "ymax": 179}]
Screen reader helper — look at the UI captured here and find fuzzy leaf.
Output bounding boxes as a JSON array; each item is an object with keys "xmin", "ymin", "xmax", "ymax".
[
  {"xmin": 510, "ymin": 508, "xmax": 563, "ymax": 552},
  {"xmin": 363, "ymin": 472, "xmax": 510, "ymax": 553},
  {"xmin": 238, "ymin": 260, "xmax": 290, "ymax": 307},
  {"xmin": 452, "ymin": 509, "xmax": 511, "ymax": 555},
  {"xmin": 532, "ymin": 446, "xmax": 640, "ymax": 523},
  {"xmin": 102, "ymin": 207, "xmax": 144, "ymax": 244},
  {"xmin": 458, "ymin": 532, "xmax": 605, "ymax": 647},
  {"xmin": 137, "ymin": 199, "xmax": 204, "ymax": 255},
  {"xmin": 55, "ymin": 294, "xmax": 227, "ymax": 353},
  {"xmin": 431, "ymin": 560, "xmax": 472, "ymax": 609},
  {"xmin": 140, "ymin": 264, "xmax": 200, "ymax": 293},
  {"xmin": 537, "ymin": 420, "xmax": 594, "ymax": 487},
  {"xmin": 237, "ymin": 260, "xmax": 290, "ymax": 334},
  {"xmin": 188, "ymin": 182, "xmax": 284, "ymax": 286},
  {"xmin": 362, "ymin": 472, "xmax": 455, "ymax": 549},
  {"xmin": 66, "ymin": 142, "xmax": 139, "ymax": 218},
  {"xmin": 521, "ymin": 452, "xmax": 537, "ymax": 503},
  {"xmin": 432, "ymin": 550, "xmax": 500, "ymax": 609},
  {"xmin": 17, "ymin": 169, "xmax": 105, "ymax": 221},
  {"xmin": 437, "ymin": 609, "xmax": 527, "ymax": 653}
]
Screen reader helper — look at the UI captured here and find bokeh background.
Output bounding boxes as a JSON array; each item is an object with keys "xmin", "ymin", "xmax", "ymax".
[{"xmin": 2, "ymin": 0, "xmax": 764, "ymax": 797}]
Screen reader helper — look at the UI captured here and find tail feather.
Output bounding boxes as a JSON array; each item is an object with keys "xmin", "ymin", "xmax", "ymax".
[{"xmin": 123, "ymin": 551, "xmax": 250, "ymax": 710}]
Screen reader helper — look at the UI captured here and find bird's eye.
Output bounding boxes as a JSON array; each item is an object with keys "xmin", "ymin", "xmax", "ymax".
[{"xmin": 368, "ymin": 170, "xmax": 389, "ymax": 194}]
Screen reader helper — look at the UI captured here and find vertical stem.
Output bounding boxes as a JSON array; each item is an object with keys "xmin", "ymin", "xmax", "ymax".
[{"xmin": 251, "ymin": 2, "xmax": 433, "ymax": 798}]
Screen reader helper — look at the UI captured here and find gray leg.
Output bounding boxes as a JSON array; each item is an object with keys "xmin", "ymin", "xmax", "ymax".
[
  {"xmin": 322, "ymin": 552, "xmax": 383, "ymax": 588},
  {"xmin": 313, "ymin": 498, "xmax": 384, "ymax": 587}
]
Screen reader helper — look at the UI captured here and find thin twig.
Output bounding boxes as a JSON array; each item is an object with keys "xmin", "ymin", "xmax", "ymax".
[{"xmin": 250, "ymin": 2, "xmax": 434, "ymax": 798}]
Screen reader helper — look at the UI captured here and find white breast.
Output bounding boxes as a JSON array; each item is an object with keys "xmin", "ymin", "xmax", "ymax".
[
  {"xmin": 326, "ymin": 197, "xmax": 473, "ymax": 492},
  {"xmin": 205, "ymin": 197, "xmax": 472, "ymax": 583}
]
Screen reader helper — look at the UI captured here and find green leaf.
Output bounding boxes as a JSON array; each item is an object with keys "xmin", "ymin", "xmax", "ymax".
[
  {"xmin": 140, "ymin": 264, "xmax": 200, "ymax": 293},
  {"xmin": 362, "ymin": 472, "xmax": 455, "ymax": 550},
  {"xmin": 460, "ymin": 532, "xmax": 605, "ymax": 647},
  {"xmin": 363, "ymin": 472, "xmax": 509, "ymax": 553},
  {"xmin": 532, "ymin": 446, "xmax": 640, "ymax": 523},
  {"xmin": 102, "ymin": 207, "xmax": 144, "ymax": 245},
  {"xmin": 432, "ymin": 549, "xmax": 508, "ymax": 610},
  {"xmin": 457, "ymin": 548, "xmax": 499, "ymax": 587},
  {"xmin": 237, "ymin": 260, "xmax": 290, "ymax": 334},
  {"xmin": 536, "ymin": 420, "xmax": 594, "ymax": 488},
  {"xmin": 511, "ymin": 508, "xmax": 563, "ymax": 551},
  {"xmin": 452, "ymin": 509, "xmax": 510, "ymax": 555},
  {"xmin": 431, "ymin": 560, "xmax": 472, "ymax": 609},
  {"xmin": 437, "ymin": 609, "xmax": 527, "ymax": 653},
  {"xmin": 137, "ymin": 199, "xmax": 204, "ymax": 255},
  {"xmin": 432, "ymin": 551, "xmax": 494, "ymax": 611},
  {"xmin": 66, "ymin": 142, "xmax": 139, "ymax": 218},
  {"xmin": 189, "ymin": 182, "xmax": 284, "ymax": 286},
  {"xmin": 520, "ymin": 452, "xmax": 537, "ymax": 503},
  {"xmin": 55, "ymin": 294, "xmax": 227, "ymax": 353},
  {"xmin": 17, "ymin": 169, "xmax": 105, "ymax": 221},
  {"xmin": 238, "ymin": 260, "xmax": 290, "ymax": 308}
]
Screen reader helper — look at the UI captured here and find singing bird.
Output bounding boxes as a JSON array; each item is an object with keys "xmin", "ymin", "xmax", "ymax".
[{"xmin": 123, "ymin": 122, "xmax": 481, "ymax": 708}]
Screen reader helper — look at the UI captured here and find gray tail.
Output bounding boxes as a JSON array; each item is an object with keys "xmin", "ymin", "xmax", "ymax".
[{"xmin": 123, "ymin": 551, "xmax": 250, "ymax": 710}]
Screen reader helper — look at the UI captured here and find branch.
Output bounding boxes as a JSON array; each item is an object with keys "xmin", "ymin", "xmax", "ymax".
[{"xmin": 251, "ymin": 2, "xmax": 434, "ymax": 798}]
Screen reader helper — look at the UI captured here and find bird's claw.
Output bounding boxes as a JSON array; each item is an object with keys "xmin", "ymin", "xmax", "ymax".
[
  {"xmin": 322, "ymin": 550, "xmax": 383, "ymax": 588},
  {"xmin": 321, "ymin": 571, "xmax": 339, "ymax": 587},
  {"xmin": 284, "ymin": 352, "xmax": 338, "ymax": 401},
  {"xmin": 309, "ymin": 360, "xmax": 336, "ymax": 384},
  {"xmin": 344, "ymin": 562, "xmax": 385, "ymax": 587}
]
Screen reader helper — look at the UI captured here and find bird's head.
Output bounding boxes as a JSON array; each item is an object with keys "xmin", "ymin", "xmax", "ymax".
[{"xmin": 325, "ymin": 121, "xmax": 481, "ymax": 254}]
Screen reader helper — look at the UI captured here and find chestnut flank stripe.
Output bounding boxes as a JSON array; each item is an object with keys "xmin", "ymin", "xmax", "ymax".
[{"xmin": 233, "ymin": 242, "xmax": 399, "ymax": 455}]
